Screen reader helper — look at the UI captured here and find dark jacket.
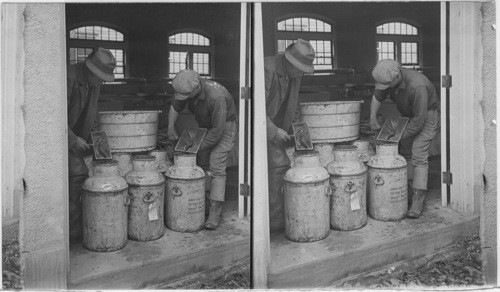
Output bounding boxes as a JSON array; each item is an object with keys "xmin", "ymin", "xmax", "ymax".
[
  {"xmin": 67, "ymin": 62, "xmax": 101, "ymax": 149},
  {"xmin": 172, "ymin": 78, "xmax": 237, "ymax": 151},
  {"xmin": 265, "ymin": 54, "xmax": 302, "ymax": 141}
]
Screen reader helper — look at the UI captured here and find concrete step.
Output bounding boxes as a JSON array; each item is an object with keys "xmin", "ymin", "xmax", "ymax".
[
  {"xmin": 267, "ymin": 191, "xmax": 479, "ymax": 289},
  {"xmin": 68, "ymin": 208, "xmax": 249, "ymax": 289}
]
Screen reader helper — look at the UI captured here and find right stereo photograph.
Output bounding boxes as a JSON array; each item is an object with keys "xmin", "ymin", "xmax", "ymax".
[{"xmin": 252, "ymin": 1, "xmax": 496, "ymax": 289}]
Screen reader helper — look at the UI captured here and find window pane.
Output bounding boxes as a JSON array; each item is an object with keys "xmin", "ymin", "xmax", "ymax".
[
  {"xmin": 169, "ymin": 32, "xmax": 210, "ymax": 46},
  {"xmin": 117, "ymin": 32, "xmax": 124, "ymax": 41},
  {"xmin": 377, "ymin": 41, "xmax": 395, "ymax": 61},
  {"xmin": 401, "ymin": 42, "xmax": 418, "ymax": 64},
  {"xmin": 293, "ymin": 18, "xmax": 301, "ymax": 31},
  {"xmin": 377, "ymin": 22, "xmax": 418, "ymax": 36}
]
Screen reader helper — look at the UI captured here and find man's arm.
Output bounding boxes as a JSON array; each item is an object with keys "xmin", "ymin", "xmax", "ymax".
[
  {"xmin": 369, "ymin": 95, "xmax": 382, "ymax": 130},
  {"xmin": 167, "ymin": 103, "xmax": 182, "ymax": 141},
  {"xmin": 401, "ymin": 86, "xmax": 428, "ymax": 139}
]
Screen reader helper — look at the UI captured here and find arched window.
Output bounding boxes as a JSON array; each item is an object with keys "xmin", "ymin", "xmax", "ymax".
[
  {"xmin": 68, "ymin": 24, "xmax": 127, "ymax": 80},
  {"xmin": 376, "ymin": 20, "xmax": 422, "ymax": 67},
  {"xmin": 168, "ymin": 31, "xmax": 213, "ymax": 78},
  {"xmin": 275, "ymin": 15, "xmax": 336, "ymax": 75}
]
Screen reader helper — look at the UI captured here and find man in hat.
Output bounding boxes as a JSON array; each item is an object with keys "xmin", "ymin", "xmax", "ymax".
[
  {"xmin": 67, "ymin": 47, "xmax": 116, "ymax": 243},
  {"xmin": 264, "ymin": 39, "xmax": 315, "ymax": 233},
  {"xmin": 167, "ymin": 69, "xmax": 237, "ymax": 230},
  {"xmin": 370, "ymin": 59, "xmax": 440, "ymax": 218}
]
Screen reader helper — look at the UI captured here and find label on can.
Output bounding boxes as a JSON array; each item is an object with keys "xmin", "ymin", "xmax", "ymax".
[
  {"xmin": 149, "ymin": 202, "xmax": 159, "ymax": 221},
  {"xmin": 350, "ymin": 192, "xmax": 361, "ymax": 210}
]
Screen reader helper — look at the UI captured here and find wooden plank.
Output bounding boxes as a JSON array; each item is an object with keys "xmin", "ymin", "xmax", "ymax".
[
  {"xmin": 252, "ymin": 3, "xmax": 270, "ymax": 289},
  {"xmin": 448, "ymin": 2, "xmax": 479, "ymax": 213},
  {"xmin": 1, "ymin": 4, "xmax": 23, "ymax": 218},
  {"xmin": 440, "ymin": 2, "xmax": 448, "ymax": 207},
  {"xmin": 238, "ymin": 3, "xmax": 247, "ymax": 219}
]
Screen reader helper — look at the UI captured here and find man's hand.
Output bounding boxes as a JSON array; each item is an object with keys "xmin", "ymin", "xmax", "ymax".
[
  {"xmin": 272, "ymin": 128, "xmax": 291, "ymax": 146},
  {"xmin": 167, "ymin": 126, "xmax": 179, "ymax": 141},
  {"xmin": 370, "ymin": 117, "xmax": 381, "ymax": 131},
  {"xmin": 74, "ymin": 136, "xmax": 90, "ymax": 152}
]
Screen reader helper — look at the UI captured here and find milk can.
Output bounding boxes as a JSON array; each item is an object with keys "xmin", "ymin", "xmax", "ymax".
[
  {"xmin": 327, "ymin": 145, "xmax": 368, "ymax": 231},
  {"xmin": 125, "ymin": 155, "xmax": 165, "ymax": 241},
  {"xmin": 112, "ymin": 152, "xmax": 133, "ymax": 177},
  {"xmin": 148, "ymin": 149, "xmax": 173, "ymax": 174},
  {"xmin": 283, "ymin": 151, "xmax": 330, "ymax": 242},
  {"xmin": 313, "ymin": 143, "xmax": 335, "ymax": 167},
  {"xmin": 165, "ymin": 152, "xmax": 206, "ymax": 232},
  {"xmin": 352, "ymin": 140, "xmax": 375, "ymax": 164},
  {"xmin": 83, "ymin": 155, "xmax": 94, "ymax": 177},
  {"xmin": 82, "ymin": 159, "xmax": 129, "ymax": 252},
  {"xmin": 367, "ymin": 143, "xmax": 408, "ymax": 221}
]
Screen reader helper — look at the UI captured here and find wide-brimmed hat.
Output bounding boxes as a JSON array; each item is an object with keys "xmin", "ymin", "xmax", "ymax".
[
  {"xmin": 372, "ymin": 59, "xmax": 401, "ymax": 90},
  {"xmin": 85, "ymin": 47, "xmax": 116, "ymax": 82},
  {"xmin": 284, "ymin": 39, "xmax": 315, "ymax": 74},
  {"xmin": 172, "ymin": 69, "xmax": 201, "ymax": 100}
]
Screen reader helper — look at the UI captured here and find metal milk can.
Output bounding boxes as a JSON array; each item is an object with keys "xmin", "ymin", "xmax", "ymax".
[
  {"xmin": 125, "ymin": 155, "xmax": 165, "ymax": 241},
  {"xmin": 367, "ymin": 143, "xmax": 408, "ymax": 221},
  {"xmin": 327, "ymin": 145, "xmax": 368, "ymax": 231},
  {"xmin": 352, "ymin": 140, "xmax": 375, "ymax": 164},
  {"xmin": 83, "ymin": 155, "xmax": 94, "ymax": 177},
  {"xmin": 313, "ymin": 143, "xmax": 335, "ymax": 167},
  {"xmin": 283, "ymin": 151, "xmax": 330, "ymax": 242},
  {"xmin": 82, "ymin": 159, "xmax": 129, "ymax": 252},
  {"xmin": 148, "ymin": 149, "xmax": 173, "ymax": 174},
  {"xmin": 112, "ymin": 152, "xmax": 133, "ymax": 177},
  {"xmin": 165, "ymin": 152, "xmax": 206, "ymax": 232}
]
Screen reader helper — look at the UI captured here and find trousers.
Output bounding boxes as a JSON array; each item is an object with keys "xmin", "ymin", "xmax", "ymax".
[{"xmin": 68, "ymin": 149, "xmax": 89, "ymax": 243}]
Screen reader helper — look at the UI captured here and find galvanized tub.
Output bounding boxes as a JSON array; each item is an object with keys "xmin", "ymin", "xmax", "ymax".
[
  {"xmin": 98, "ymin": 110, "xmax": 160, "ymax": 153},
  {"xmin": 125, "ymin": 155, "xmax": 165, "ymax": 241},
  {"xmin": 367, "ymin": 143, "xmax": 408, "ymax": 221},
  {"xmin": 299, "ymin": 101, "xmax": 362, "ymax": 143},
  {"xmin": 165, "ymin": 152, "xmax": 206, "ymax": 232},
  {"xmin": 283, "ymin": 151, "xmax": 330, "ymax": 242},
  {"xmin": 82, "ymin": 159, "xmax": 129, "ymax": 252},
  {"xmin": 327, "ymin": 145, "xmax": 368, "ymax": 231}
]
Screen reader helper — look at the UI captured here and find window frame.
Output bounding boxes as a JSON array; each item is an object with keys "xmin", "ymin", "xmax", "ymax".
[
  {"xmin": 67, "ymin": 22, "xmax": 129, "ymax": 80},
  {"xmin": 274, "ymin": 13, "xmax": 337, "ymax": 75},
  {"xmin": 167, "ymin": 29, "xmax": 214, "ymax": 78},
  {"xmin": 375, "ymin": 18, "xmax": 423, "ymax": 68}
]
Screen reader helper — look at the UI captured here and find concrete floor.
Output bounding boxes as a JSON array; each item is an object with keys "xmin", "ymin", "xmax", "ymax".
[
  {"xmin": 266, "ymin": 156, "xmax": 479, "ymax": 288},
  {"xmin": 68, "ymin": 197, "xmax": 250, "ymax": 289}
]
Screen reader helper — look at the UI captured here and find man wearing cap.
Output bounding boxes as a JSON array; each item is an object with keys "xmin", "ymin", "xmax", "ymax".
[
  {"xmin": 370, "ymin": 59, "xmax": 440, "ymax": 218},
  {"xmin": 264, "ymin": 39, "xmax": 315, "ymax": 233},
  {"xmin": 67, "ymin": 47, "xmax": 116, "ymax": 243},
  {"xmin": 167, "ymin": 69, "xmax": 237, "ymax": 230}
]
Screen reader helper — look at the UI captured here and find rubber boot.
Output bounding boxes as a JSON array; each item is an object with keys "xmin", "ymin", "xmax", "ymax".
[
  {"xmin": 407, "ymin": 166, "xmax": 428, "ymax": 218},
  {"xmin": 407, "ymin": 189, "xmax": 426, "ymax": 218},
  {"xmin": 204, "ymin": 177, "xmax": 225, "ymax": 230}
]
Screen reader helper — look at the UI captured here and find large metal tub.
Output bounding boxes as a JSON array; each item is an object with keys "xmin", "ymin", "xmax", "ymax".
[
  {"xmin": 299, "ymin": 101, "xmax": 362, "ymax": 143},
  {"xmin": 98, "ymin": 110, "xmax": 160, "ymax": 153}
]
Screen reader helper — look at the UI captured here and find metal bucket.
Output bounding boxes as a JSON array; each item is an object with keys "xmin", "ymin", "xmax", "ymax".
[
  {"xmin": 165, "ymin": 152, "xmax": 206, "ymax": 232},
  {"xmin": 313, "ymin": 143, "xmax": 335, "ymax": 167},
  {"xmin": 327, "ymin": 145, "xmax": 368, "ymax": 231},
  {"xmin": 98, "ymin": 110, "xmax": 160, "ymax": 153},
  {"xmin": 284, "ymin": 151, "xmax": 330, "ymax": 242},
  {"xmin": 299, "ymin": 101, "xmax": 362, "ymax": 143},
  {"xmin": 112, "ymin": 152, "xmax": 132, "ymax": 177},
  {"xmin": 367, "ymin": 143, "xmax": 407, "ymax": 221},
  {"xmin": 125, "ymin": 155, "xmax": 165, "ymax": 241},
  {"xmin": 82, "ymin": 160, "xmax": 129, "ymax": 252},
  {"xmin": 352, "ymin": 139, "xmax": 375, "ymax": 164}
]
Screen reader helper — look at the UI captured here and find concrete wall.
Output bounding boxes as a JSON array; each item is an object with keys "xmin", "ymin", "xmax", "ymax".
[
  {"xmin": 19, "ymin": 3, "xmax": 68, "ymax": 289},
  {"xmin": 479, "ymin": 1, "xmax": 497, "ymax": 286}
]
